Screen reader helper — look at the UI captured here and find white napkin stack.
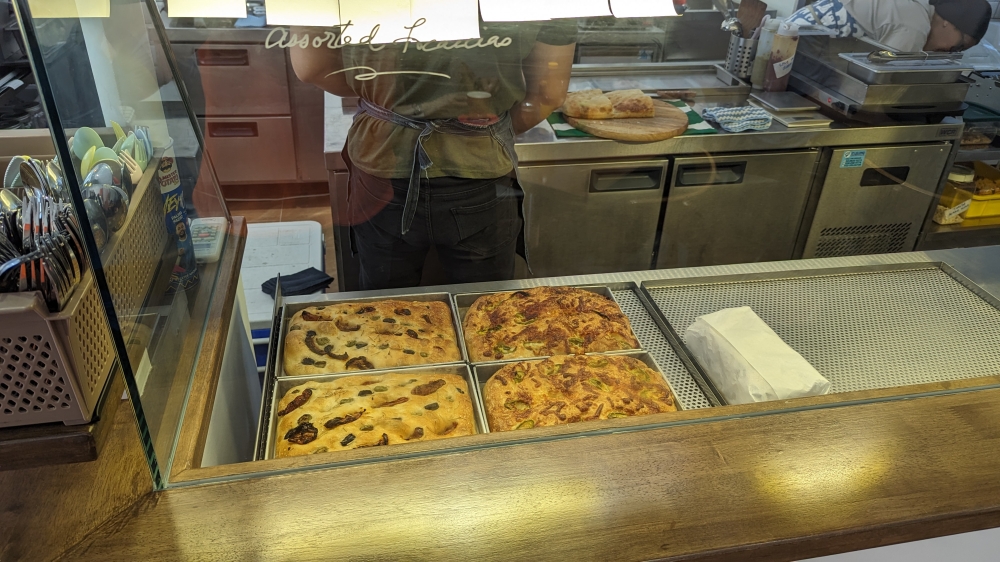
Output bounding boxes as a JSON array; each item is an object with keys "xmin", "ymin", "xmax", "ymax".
[{"xmin": 684, "ymin": 306, "xmax": 830, "ymax": 404}]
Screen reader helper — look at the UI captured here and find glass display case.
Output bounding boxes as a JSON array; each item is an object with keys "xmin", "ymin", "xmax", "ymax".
[{"xmin": 6, "ymin": 0, "xmax": 1000, "ymax": 500}]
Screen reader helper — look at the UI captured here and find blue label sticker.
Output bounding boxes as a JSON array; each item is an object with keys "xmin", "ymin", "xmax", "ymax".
[{"xmin": 841, "ymin": 150, "xmax": 866, "ymax": 168}]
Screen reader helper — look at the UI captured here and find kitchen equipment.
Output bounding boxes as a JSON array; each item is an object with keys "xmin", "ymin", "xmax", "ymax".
[
  {"xmin": 790, "ymin": 36, "xmax": 971, "ymax": 120},
  {"xmin": 771, "ymin": 112, "xmax": 833, "ymax": 128},
  {"xmin": 802, "ymin": 143, "xmax": 951, "ymax": 258},
  {"xmin": 657, "ymin": 150, "xmax": 819, "ymax": 269},
  {"xmin": 750, "ymin": 17, "xmax": 780, "ymax": 88},
  {"xmin": 518, "ymin": 160, "xmax": 668, "ymax": 277},
  {"xmin": 839, "ymin": 52, "xmax": 970, "ymax": 85},
  {"xmin": 721, "ymin": 17, "xmax": 741, "ymax": 34},
  {"xmin": 736, "ymin": 0, "xmax": 767, "ymax": 38},
  {"xmin": 749, "ymin": 91, "xmax": 818, "ymax": 112},
  {"xmin": 762, "ymin": 21, "xmax": 799, "ymax": 92},
  {"xmin": 725, "ymin": 34, "xmax": 757, "ymax": 80},
  {"xmin": 564, "ymin": 100, "xmax": 688, "ymax": 141},
  {"xmin": 570, "ymin": 63, "xmax": 750, "ymax": 97}
]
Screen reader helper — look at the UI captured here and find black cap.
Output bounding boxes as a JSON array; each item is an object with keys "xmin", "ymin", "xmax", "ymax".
[{"xmin": 931, "ymin": 0, "xmax": 992, "ymax": 43}]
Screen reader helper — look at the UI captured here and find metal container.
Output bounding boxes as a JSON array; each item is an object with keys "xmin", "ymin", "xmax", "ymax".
[
  {"xmin": 802, "ymin": 143, "xmax": 950, "ymax": 259},
  {"xmin": 790, "ymin": 36, "xmax": 971, "ymax": 116},
  {"xmin": 725, "ymin": 34, "xmax": 757, "ymax": 80},
  {"xmin": 839, "ymin": 53, "xmax": 971, "ymax": 85},
  {"xmin": 257, "ymin": 363, "xmax": 489, "ymax": 461},
  {"xmin": 452, "ymin": 283, "xmax": 643, "ymax": 363},
  {"xmin": 276, "ymin": 292, "xmax": 469, "ymax": 379},
  {"xmin": 473, "ymin": 350, "xmax": 682, "ymax": 433}
]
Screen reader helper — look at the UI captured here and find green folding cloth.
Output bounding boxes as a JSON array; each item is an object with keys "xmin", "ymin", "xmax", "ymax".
[{"xmin": 547, "ymin": 99, "xmax": 718, "ymax": 138}]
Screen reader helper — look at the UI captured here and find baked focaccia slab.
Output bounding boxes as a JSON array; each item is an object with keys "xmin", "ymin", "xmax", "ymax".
[
  {"xmin": 483, "ymin": 354, "xmax": 677, "ymax": 432},
  {"xmin": 562, "ymin": 88, "xmax": 655, "ymax": 119},
  {"xmin": 462, "ymin": 286, "xmax": 640, "ymax": 361},
  {"xmin": 275, "ymin": 373, "xmax": 475, "ymax": 458},
  {"xmin": 284, "ymin": 300, "xmax": 462, "ymax": 376}
]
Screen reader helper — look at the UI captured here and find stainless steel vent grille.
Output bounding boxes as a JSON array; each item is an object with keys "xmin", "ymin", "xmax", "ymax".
[
  {"xmin": 814, "ymin": 223, "xmax": 911, "ymax": 258},
  {"xmin": 644, "ymin": 266, "xmax": 1000, "ymax": 394},
  {"xmin": 612, "ymin": 289, "xmax": 712, "ymax": 409}
]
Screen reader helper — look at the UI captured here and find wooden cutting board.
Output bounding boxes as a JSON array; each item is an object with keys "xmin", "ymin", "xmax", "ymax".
[{"xmin": 565, "ymin": 100, "xmax": 688, "ymax": 141}]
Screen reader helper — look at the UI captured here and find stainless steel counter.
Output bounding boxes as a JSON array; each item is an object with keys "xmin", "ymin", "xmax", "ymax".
[
  {"xmin": 279, "ymin": 246, "xmax": 1000, "ymax": 414},
  {"xmin": 323, "ymin": 93, "xmax": 963, "ymax": 165}
]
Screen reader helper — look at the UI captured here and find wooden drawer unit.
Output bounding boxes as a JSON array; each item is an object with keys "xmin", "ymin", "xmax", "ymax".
[
  {"xmin": 173, "ymin": 43, "xmax": 290, "ymax": 116},
  {"xmin": 203, "ymin": 117, "xmax": 297, "ymax": 183}
]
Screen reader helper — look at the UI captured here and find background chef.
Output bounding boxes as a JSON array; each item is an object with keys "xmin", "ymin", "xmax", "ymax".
[{"xmin": 787, "ymin": 0, "xmax": 992, "ymax": 52}]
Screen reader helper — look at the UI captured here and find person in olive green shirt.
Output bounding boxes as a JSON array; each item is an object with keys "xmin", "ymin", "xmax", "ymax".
[{"xmin": 292, "ymin": 21, "xmax": 577, "ymax": 290}]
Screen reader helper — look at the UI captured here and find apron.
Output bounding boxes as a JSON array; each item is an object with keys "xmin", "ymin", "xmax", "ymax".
[
  {"xmin": 786, "ymin": 0, "xmax": 863, "ymax": 38},
  {"xmin": 353, "ymin": 98, "xmax": 520, "ymax": 236}
]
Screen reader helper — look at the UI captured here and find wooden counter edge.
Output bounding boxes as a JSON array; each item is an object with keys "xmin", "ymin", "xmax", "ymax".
[
  {"xmin": 167, "ymin": 217, "xmax": 247, "ymax": 478},
  {"xmin": 64, "ymin": 381, "xmax": 1000, "ymax": 561},
  {"xmin": 660, "ymin": 507, "xmax": 1000, "ymax": 562},
  {"xmin": 170, "ymin": 371, "xmax": 1000, "ymax": 483}
]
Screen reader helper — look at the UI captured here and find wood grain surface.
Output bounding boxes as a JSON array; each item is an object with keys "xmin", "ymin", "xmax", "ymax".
[
  {"xmin": 566, "ymin": 100, "xmax": 688, "ymax": 141},
  {"xmin": 0, "ymin": 371, "xmax": 152, "ymax": 561},
  {"xmin": 169, "ymin": 217, "xmax": 247, "ymax": 478},
  {"xmin": 63, "ymin": 384, "xmax": 1000, "ymax": 561}
]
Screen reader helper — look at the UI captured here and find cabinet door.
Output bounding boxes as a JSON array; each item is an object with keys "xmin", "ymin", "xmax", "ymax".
[
  {"xmin": 203, "ymin": 117, "xmax": 297, "ymax": 183},
  {"xmin": 657, "ymin": 150, "xmax": 819, "ymax": 269},
  {"xmin": 518, "ymin": 160, "xmax": 668, "ymax": 277},
  {"xmin": 172, "ymin": 43, "xmax": 290, "ymax": 116},
  {"xmin": 803, "ymin": 144, "xmax": 950, "ymax": 258}
]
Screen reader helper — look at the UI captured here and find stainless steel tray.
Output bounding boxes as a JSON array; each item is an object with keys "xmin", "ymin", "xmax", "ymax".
[
  {"xmin": 257, "ymin": 363, "xmax": 489, "ymax": 461},
  {"xmin": 452, "ymin": 282, "xmax": 643, "ymax": 364},
  {"xmin": 473, "ymin": 351, "xmax": 682, "ymax": 433},
  {"xmin": 640, "ymin": 262, "xmax": 1000, "ymax": 397},
  {"xmin": 275, "ymin": 292, "xmax": 469, "ymax": 379},
  {"xmin": 838, "ymin": 52, "xmax": 970, "ymax": 85}
]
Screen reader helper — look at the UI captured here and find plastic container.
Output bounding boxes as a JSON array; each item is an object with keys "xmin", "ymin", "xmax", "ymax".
[
  {"xmin": 960, "ymin": 125, "xmax": 997, "ymax": 150},
  {"xmin": 750, "ymin": 17, "xmax": 779, "ymax": 90},
  {"xmin": 936, "ymin": 165, "xmax": 977, "ymax": 224},
  {"xmin": 763, "ymin": 22, "xmax": 799, "ymax": 92}
]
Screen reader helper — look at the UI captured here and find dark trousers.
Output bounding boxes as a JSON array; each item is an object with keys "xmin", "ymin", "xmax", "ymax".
[{"xmin": 349, "ymin": 168, "xmax": 522, "ymax": 290}]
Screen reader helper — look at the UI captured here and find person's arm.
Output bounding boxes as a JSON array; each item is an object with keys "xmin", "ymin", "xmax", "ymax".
[
  {"xmin": 511, "ymin": 42, "xmax": 576, "ymax": 134},
  {"xmin": 288, "ymin": 27, "xmax": 356, "ymax": 97}
]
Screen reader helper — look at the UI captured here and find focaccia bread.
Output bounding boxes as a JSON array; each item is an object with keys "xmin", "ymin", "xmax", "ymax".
[
  {"xmin": 284, "ymin": 300, "xmax": 462, "ymax": 376},
  {"xmin": 274, "ymin": 373, "xmax": 475, "ymax": 458},
  {"xmin": 463, "ymin": 286, "xmax": 640, "ymax": 361},
  {"xmin": 482, "ymin": 354, "xmax": 677, "ymax": 432},
  {"xmin": 563, "ymin": 88, "xmax": 655, "ymax": 119}
]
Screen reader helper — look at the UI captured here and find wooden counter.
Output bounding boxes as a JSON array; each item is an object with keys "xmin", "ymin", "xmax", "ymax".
[
  {"xmin": 3, "ymin": 375, "xmax": 999, "ymax": 560},
  {"xmin": 5, "ymin": 247, "xmax": 1000, "ymax": 560}
]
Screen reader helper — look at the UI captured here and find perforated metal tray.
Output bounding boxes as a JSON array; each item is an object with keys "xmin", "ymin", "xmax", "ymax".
[{"xmin": 641, "ymin": 262, "xmax": 1000, "ymax": 395}]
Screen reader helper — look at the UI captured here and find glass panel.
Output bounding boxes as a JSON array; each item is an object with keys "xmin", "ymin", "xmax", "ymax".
[
  {"xmin": 11, "ymin": 0, "xmax": 1000, "ymax": 487},
  {"xmin": 14, "ymin": 0, "xmax": 229, "ymax": 484}
]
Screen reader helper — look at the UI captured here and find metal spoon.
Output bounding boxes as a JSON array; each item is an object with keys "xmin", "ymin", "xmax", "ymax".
[{"xmin": 0, "ymin": 188, "xmax": 20, "ymax": 212}]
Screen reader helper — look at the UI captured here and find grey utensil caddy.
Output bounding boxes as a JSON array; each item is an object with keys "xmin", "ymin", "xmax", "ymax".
[{"xmin": 0, "ymin": 153, "xmax": 166, "ymax": 428}]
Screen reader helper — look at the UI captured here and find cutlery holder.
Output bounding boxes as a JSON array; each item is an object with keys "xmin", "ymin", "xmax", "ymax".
[
  {"xmin": 0, "ymin": 153, "xmax": 167, "ymax": 428},
  {"xmin": 725, "ymin": 35, "xmax": 757, "ymax": 80}
]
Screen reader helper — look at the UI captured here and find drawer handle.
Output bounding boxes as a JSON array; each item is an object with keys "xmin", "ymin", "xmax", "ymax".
[
  {"xmin": 590, "ymin": 167, "xmax": 662, "ymax": 192},
  {"xmin": 676, "ymin": 162, "xmax": 746, "ymax": 186},
  {"xmin": 208, "ymin": 122, "xmax": 259, "ymax": 138},
  {"xmin": 196, "ymin": 49, "xmax": 249, "ymax": 66}
]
